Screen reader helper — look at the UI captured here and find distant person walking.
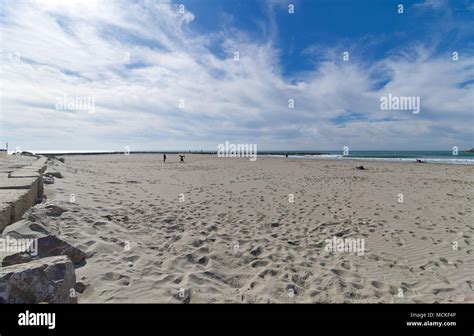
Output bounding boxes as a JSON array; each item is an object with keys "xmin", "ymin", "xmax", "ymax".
[
  {"xmin": 179, "ymin": 155, "xmax": 185, "ymax": 163},
  {"xmin": 163, "ymin": 153, "xmax": 166, "ymax": 163}
]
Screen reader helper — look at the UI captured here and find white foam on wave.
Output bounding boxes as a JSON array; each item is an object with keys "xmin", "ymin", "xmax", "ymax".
[
  {"xmin": 339, "ymin": 156, "xmax": 474, "ymax": 165},
  {"xmin": 263, "ymin": 154, "xmax": 474, "ymax": 165}
]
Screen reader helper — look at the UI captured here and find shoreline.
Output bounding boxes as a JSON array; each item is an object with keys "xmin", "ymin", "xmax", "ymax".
[{"xmin": 8, "ymin": 151, "xmax": 474, "ymax": 166}]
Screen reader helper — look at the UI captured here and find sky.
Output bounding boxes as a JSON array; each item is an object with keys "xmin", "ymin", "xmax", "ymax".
[{"xmin": 0, "ymin": 0, "xmax": 473, "ymax": 152}]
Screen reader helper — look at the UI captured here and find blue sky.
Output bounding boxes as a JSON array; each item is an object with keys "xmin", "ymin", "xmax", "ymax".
[
  {"xmin": 1, "ymin": 0, "xmax": 473, "ymax": 151},
  {"xmin": 185, "ymin": 0, "xmax": 473, "ymax": 75}
]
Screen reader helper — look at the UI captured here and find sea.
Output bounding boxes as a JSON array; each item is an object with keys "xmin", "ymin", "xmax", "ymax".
[
  {"xmin": 262, "ymin": 151, "xmax": 474, "ymax": 165},
  {"xmin": 8, "ymin": 149, "xmax": 474, "ymax": 165}
]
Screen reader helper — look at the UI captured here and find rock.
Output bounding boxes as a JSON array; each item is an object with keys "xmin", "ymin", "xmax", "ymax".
[
  {"xmin": 1, "ymin": 218, "xmax": 50, "ymax": 238},
  {"xmin": 250, "ymin": 246, "xmax": 262, "ymax": 257},
  {"xmin": 45, "ymin": 204, "xmax": 67, "ymax": 217},
  {"xmin": 0, "ymin": 255, "xmax": 77, "ymax": 303},
  {"xmin": 45, "ymin": 171, "xmax": 62, "ymax": 179},
  {"xmin": 22, "ymin": 203, "xmax": 66, "ymax": 225},
  {"xmin": 20, "ymin": 151, "xmax": 38, "ymax": 158},
  {"xmin": 28, "ymin": 223, "xmax": 49, "ymax": 235},
  {"xmin": 74, "ymin": 281, "xmax": 87, "ymax": 294},
  {"xmin": 2, "ymin": 234, "xmax": 86, "ymax": 267},
  {"xmin": 43, "ymin": 176, "xmax": 54, "ymax": 184},
  {"xmin": 48, "ymin": 156, "xmax": 64, "ymax": 164}
]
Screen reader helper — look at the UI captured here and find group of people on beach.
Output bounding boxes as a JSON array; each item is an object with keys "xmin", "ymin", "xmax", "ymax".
[{"xmin": 163, "ymin": 154, "xmax": 185, "ymax": 163}]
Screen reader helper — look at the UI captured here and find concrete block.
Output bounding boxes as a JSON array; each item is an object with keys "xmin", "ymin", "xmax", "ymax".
[
  {"xmin": 8, "ymin": 170, "xmax": 41, "ymax": 178},
  {"xmin": 0, "ymin": 177, "xmax": 38, "ymax": 190},
  {"xmin": 0, "ymin": 177, "xmax": 40, "ymax": 202},
  {"xmin": 0, "ymin": 203, "xmax": 13, "ymax": 232},
  {"xmin": 0, "ymin": 189, "xmax": 35, "ymax": 232}
]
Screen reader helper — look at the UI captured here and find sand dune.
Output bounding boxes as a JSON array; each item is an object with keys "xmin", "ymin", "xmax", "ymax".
[{"xmin": 29, "ymin": 154, "xmax": 473, "ymax": 303}]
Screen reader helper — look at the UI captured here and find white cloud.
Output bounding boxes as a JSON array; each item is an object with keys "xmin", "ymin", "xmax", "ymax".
[
  {"xmin": 1, "ymin": 0, "xmax": 472, "ymax": 151},
  {"xmin": 413, "ymin": 0, "xmax": 447, "ymax": 10}
]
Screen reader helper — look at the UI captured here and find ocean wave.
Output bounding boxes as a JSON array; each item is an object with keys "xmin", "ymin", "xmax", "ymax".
[{"xmin": 263, "ymin": 155, "xmax": 474, "ymax": 165}]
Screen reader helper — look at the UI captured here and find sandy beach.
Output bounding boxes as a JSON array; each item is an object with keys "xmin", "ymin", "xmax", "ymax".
[{"xmin": 8, "ymin": 154, "xmax": 468, "ymax": 303}]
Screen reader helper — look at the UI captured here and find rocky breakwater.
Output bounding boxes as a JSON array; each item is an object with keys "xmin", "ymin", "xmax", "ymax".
[{"xmin": 0, "ymin": 155, "xmax": 84, "ymax": 303}]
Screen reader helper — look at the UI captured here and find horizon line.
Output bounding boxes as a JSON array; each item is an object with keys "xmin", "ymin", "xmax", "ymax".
[{"xmin": 5, "ymin": 149, "xmax": 473, "ymax": 155}]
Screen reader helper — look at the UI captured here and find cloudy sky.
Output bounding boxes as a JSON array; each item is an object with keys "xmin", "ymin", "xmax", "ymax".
[{"xmin": 1, "ymin": 0, "xmax": 473, "ymax": 152}]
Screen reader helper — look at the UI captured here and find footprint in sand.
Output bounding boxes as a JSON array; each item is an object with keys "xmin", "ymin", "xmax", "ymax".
[
  {"xmin": 331, "ymin": 268, "xmax": 362, "ymax": 282},
  {"xmin": 370, "ymin": 280, "xmax": 388, "ymax": 290}
]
